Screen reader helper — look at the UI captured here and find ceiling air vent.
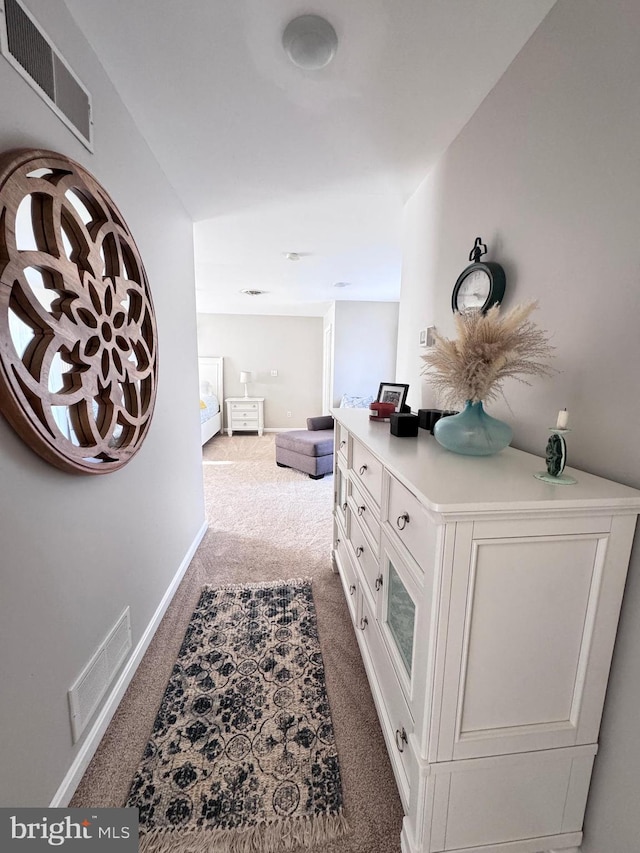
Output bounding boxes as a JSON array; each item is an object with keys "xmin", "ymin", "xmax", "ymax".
[{"xmin": 0, "ymin": 0, "xmax": 93, "ymax": 150}]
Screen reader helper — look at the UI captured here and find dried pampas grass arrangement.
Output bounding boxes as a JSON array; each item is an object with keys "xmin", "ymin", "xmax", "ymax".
[{"xmin": 421, "ymin": 302, "xmax": 555, "ymax": 409}]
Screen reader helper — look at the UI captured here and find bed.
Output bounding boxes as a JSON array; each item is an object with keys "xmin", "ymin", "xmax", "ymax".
[{"xmin": 199, "ymin": 356, "xmax": 224, "ymax": 445}]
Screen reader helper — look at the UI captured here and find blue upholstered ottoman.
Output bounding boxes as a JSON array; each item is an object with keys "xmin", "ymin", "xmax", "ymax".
[{"xmin": 275, "ymin": 416, "xmax": 334, "ymax": 479}]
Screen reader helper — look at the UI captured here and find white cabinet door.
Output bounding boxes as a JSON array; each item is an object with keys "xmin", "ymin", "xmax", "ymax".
[
  {"xmin": 359, "ymin": 588, "xmax": 416, "ymax": 812},
  {"xmin": 378, "ymin": 533, "xmax": 424, "ymax": 704},
  {"xmin": 437, "ymin": 514, "xmax": 638, "ymax": 760}
]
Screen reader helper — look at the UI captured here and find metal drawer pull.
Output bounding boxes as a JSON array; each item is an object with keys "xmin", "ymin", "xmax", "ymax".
[
  {"xmin": 342, "ymin": 502, "xmax": 348, "ymax": 512},
  {"xmin": 335, "ymin": 538, "xmax": 340, "ymax": 547},
  {"xmin": 375, "ymin": 574, "xmax": 383, "ymax": 591},
  {"xmin": 360, "ymin": 616, "xmax": 368, "ymax": 630},
  {"xmin": 396, "ymin": 512, "xmax": 410, "ymax": 530},
  {"xmin": 355, "ymin": 545, "xmax": 364, "ymax": 557},
  {"xmin": 357, "ymin": 505, "xmax": 365, "ymax": 516},
  {"xmin": 349, "ymin": 584, "xmax": 356, "ymax": 596},
  {"xmin": 395, "ymin": 727, "xmax": 408, "ymax": 752},
  {"xmin": 340, "ymin": 440, "xmax": 346, "ymax": 448},
  {"xmin": 359, "ymin": 464, "xmax": 367, "ymax": 475}
]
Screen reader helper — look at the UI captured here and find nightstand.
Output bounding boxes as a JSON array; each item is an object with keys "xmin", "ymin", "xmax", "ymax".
[{"xmin": 225, "ymin": 397, "xmax": 265, "ymax": 436}]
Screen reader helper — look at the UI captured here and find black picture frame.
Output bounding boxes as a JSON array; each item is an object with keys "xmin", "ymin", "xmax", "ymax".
[{"xmin": 376, "ymin": 382, "xmax": 409, "ymax": 412}]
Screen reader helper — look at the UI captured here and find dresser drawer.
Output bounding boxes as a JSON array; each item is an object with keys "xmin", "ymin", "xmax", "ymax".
[
  {"xmin": 386, "ymin": 473, "xmax": 436, "ymax": 571},
  {"xmin": 349, "ymin": 476, "xmax": 380, "ymax": 547},
  {"xmin": 351, "ymin": 439, "xmax": 383, "ymax": 508},
  {"xmin": 335, "ymin": 461, "xmax": 348, "ymax": 530},
  {"xmin": 334, "ymin": 519, "xmax": 358, "ymax": 625},
  {"xmin": 231, "ymin": 411, "xmax": 258, "ymax": 423},
  {"xmin": 337, "ymin": 423, "xmax": 349, "ymax": 462},
  {"xmin": 360, "ymin": 591, "xmax": 415, "ymax": 810},
  {"xmin": 230, "ymin": 401, "xmax": 258, "ymax": 412},
  {"xmin": 347, "ymin": 508, "xmax": 381, "ymax": 601}
]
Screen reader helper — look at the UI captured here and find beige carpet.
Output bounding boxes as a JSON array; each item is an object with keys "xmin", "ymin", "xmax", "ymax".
[{"xmin": 71, "ymin": 433, "xmax": 404, "ymax": 853}]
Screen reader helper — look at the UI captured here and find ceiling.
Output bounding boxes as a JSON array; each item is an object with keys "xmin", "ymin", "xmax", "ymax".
[{"xmin": 63, "ymin": 0, "xmax": 556, "ymax": 316}]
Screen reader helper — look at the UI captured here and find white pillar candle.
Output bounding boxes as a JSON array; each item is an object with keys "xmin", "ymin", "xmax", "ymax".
[{"xmin": 556, "ymin": 408, "xmax": 569, "ymax": 429}]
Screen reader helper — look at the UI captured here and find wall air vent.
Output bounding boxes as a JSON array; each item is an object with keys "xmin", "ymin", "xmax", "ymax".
[
  {"xmin": 0, "ymin": 0, "xmax": 93, "ymax": 150},
  {"xmin": 68, "ymin": 607, "xmax": 131, "ymax": 743}
]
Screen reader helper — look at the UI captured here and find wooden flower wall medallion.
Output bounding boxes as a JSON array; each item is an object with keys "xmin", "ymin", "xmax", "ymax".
[{"xmin": 0, "ymin": 149, "xmax": 158, "ymax": 474}]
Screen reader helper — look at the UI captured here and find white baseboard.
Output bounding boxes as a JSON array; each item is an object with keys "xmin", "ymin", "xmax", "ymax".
[
  {"xmin": 49, "ymin": 519, "xmax": 208, "ymax": 807},
  {"xmin": 264, "ymin": 427, "xmax": 303, "ymax": 432}
]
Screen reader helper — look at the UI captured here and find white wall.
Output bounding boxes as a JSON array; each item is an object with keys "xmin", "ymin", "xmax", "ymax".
[
  {"xmin": 0, "ymin": 0, "xmax": 204, "ymax": 805},
  {"xmin": 397, "ymin": 1, "xmax": 640, "ymax": 850},
  {"xmin": 196, "ymin": 313, "xmax": 323, "ymax": 428},
  {"xmin": 332, "ymin": 301, "xmax": 399, "ymax": 407}
]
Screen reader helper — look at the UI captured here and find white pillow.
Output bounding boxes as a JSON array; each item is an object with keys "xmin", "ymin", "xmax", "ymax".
[{"xmin": 339, "ymin": 394, "xmax": 375, "ymax": 409}]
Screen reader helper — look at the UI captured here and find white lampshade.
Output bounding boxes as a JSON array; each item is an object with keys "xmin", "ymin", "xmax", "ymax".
[{"xmin": 239, "ymin": 371, "xmax": 252, "ymax": 398}]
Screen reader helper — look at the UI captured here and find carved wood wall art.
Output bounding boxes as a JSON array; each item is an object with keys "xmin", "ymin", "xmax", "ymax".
[{"xmin": 0, "ymin": 148, "xmax": 158, "ymax": 474}]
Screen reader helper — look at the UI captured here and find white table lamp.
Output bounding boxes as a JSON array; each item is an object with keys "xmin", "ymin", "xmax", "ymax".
[{"xmin": 239, "ymin": 371, "xmax": 251, "ymax": 398}]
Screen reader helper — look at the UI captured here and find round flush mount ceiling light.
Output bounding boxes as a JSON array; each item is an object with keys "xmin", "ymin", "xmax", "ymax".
[
  {"xmin": 334, "ymin": 281, "xmax": 350, "ymax": 288},
  {"xmin": 282, "ymin": 15, "xmax": 338, "ymax": 70},
  {"xmin": 285, "ymin": 252, "xmax": 300, "ymax": 261}
]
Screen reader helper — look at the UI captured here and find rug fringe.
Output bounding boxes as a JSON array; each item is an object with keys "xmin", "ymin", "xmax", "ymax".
[
  {"xmin": 139, "ymin": 809, "xmax": 349, "ymax": 853},
  {"xmin": 202, "ymin": 578, "xmax": 313, "ymax": 592}
]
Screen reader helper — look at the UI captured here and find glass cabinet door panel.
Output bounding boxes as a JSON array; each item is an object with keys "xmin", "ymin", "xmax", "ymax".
[{"xmin": 386, "ymin": 560, "xmax": 416, "ymax": 676}]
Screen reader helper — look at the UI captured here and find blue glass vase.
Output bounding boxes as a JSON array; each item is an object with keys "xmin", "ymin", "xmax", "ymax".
[{"xmin": 433, "ymin": 400, "xmax": 512, "ymax": 456}]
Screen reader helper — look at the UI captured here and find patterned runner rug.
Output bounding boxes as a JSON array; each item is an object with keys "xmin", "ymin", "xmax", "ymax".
[{"xmin": 126, "ymin": 579, "xmax": 347, "ymax": 853}]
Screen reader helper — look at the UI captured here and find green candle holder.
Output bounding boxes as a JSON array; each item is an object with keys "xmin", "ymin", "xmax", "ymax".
[{"xmin": 534, "ymin": 428, "xmax": 577, "ymax": 485}]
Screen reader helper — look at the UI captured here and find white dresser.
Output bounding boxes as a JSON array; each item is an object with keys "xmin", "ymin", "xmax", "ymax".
[
  {"xmin": 225, "ymin": 397, "xmax": 265, "ymax": 436},
  {"xmin": 331, "ymin": 408, "xmax": 640, "ymax": 853}
]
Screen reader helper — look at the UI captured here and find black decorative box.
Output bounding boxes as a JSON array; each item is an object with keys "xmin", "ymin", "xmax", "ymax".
[
  {"xmin": 418, "ymin": 408, "xmax": 458, "ymax": 434},
  {"xmin": 418, "ymin": 408, "xmax": 437, "ymax": 430},
  {"xmin": 390, "ymin": 413, "xmax": 419, "ymax": 437}
]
